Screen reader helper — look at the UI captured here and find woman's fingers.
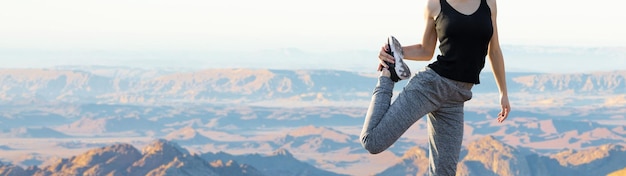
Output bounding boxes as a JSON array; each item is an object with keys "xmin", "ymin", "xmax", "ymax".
[
  {"xmin": 379, "ymin": 46, "xmax": 394, "ymax": 64},
  {"xmin": 497, "ymin": 106, "xmax": 510, "ymax": 123}
]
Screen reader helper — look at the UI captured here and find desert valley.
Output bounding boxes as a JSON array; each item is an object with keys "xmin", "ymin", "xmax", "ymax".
[{"xmin": 0, "ymin": 66, "xmax": 625, "ymax": 176}]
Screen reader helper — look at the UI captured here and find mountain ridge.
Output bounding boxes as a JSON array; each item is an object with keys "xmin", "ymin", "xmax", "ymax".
[
  {"xmin": 0, "ymin": 67, "xmax": 624, "ymax": 105},
  {"xmin": 3, "ymin": 137, "xmax": 626, "ymax": 176},
  {"xmin": 0, "ymin": 139, "xmax": 274, "ymax": 176}
]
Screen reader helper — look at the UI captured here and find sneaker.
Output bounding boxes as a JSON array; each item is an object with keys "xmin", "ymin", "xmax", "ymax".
[{"xmin": 385, "ymin": 36, "xmax": 411, "ymax": 82}]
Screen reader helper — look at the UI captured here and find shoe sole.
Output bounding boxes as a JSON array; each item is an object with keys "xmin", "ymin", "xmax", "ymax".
[{"xmin": 388, "ymin": 36, "xmax": 411, "ymax": 80}]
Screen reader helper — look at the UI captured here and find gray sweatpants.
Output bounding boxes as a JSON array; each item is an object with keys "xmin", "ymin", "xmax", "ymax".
[{"xmin": 360, "ymin": 67, "xmax": 473, "ymax": 176}]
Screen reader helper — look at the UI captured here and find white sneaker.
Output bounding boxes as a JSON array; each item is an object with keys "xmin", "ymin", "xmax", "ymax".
[{"xmin": 386, "ymin": 36, "xmax": 411, "ymax": 82}]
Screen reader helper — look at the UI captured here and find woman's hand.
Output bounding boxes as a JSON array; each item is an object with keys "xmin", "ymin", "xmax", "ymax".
[
  {"xmin": 497, "ymin": 94, "xmax": 510, "ymax": 123},
  {"xmin": 377, "ymin": 44, "xmax": 395, "ymax": 71}
]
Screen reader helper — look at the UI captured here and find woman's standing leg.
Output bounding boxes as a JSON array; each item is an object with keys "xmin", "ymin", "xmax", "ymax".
[
  {"xmin": 426, "ymin": 102, "xmax": 465, "ymax": 176},
  {"xmin": 426, "ymin": 76, "xmax": 473, "ymax": 176}
]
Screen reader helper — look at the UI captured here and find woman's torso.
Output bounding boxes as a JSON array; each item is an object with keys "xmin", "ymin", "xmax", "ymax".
[{"xmin": 428, "ymin": 0, "xmax": 493, "ymax": 84}]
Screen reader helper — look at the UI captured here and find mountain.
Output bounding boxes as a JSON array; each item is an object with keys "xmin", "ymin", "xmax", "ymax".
[
  {"xmin": 36, "ymin": 143, "xmax": 143, "ymax": 176},
  {"xmin": 459, "ymin": 136, "xmax": 534, "ymax": 176},
  {"xmin": 164, "ymin": 126, "xmax": 216, "ymax": 145},
  {"xmin": 0, "ymin": 68, "xmax": 376, "ymax": 104},
  {"xmin": 0, "ymin": 162, "xmax": 37, "ymax": 176},
  {"xmin": 2, "ymin": 139, "xmax": 348, "ymax": 176},
  {"xmin": 208, "ymin": 160, "xmax": 264, "ymax": 176},
  {"xmin": 56, "ymin": 116, "xmax": 161, "ymax": 135},
  {"xmin": 376, "ymin": 136, "xmax": 626, "ymax": 176},
  {"xmin": 12, "ymin": 153, "xmax": 46, "ymax": 166},
  {"xmin": 286, "ymin": 125, "xmax": 353, "ymax": 143},
  {"xmin": 1, "ymin": 67, "xmax": 625, "ymax": 175},
  {"xmin": 0, "ymin": 69, "xmax": 115, "ymax": 103},
  {"xmin": 0, "ymin": 67, "xmax": 624, "ymax": 105},
  {"xmin": 377, "ymin": 147, "xmax": 429, "ymax": 176},
  {"xmin": 200, "ymin": 148, "xmax": 347, "ymax": 176},
  {"xmin": 1, "ymin": 102, "xmax": 623, "ymax": 175},
  {"xmin": 3, "ymin": 135, "xmax": 626, "ymax": 176},
  {"xmin": 25, "ymin": 140, "xmax": 240, "ymax": 176},
  {"xmin": 125, "ymin": 139, "xmax": 219, "ymax": 176},
  {"xmin": 466, "ymin": 118, "xmax": 626, "ymax": 150},
  {"xmin": 278, "ymin": 125, "xmax": 360, "ymax": 153},
  {"xmin": 457, "ymin": 136, "xmax": 625, "ymax": 176},
  {"xmin": 511, "ymin": 71, "xmax": 626, "ymax": 93},
  {"xmin": 550, "ymin": 144, "xmax": 626, "ymax": 176}
]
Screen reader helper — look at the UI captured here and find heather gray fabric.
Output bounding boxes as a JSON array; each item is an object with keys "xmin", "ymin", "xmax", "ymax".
[{"xmin": 360, "ymin": 67, "xmax": 473, "ymax": 176}]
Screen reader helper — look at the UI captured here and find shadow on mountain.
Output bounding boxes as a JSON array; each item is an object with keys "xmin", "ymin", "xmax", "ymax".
[{"xmin": 200, "ymin": 148, "xmax": 347, "ymax": 176}]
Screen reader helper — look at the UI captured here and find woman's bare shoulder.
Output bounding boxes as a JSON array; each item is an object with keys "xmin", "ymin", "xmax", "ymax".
[
  {"xmin": 486, "ymin": 0, "xmax": 498, "ymax": 13},
  {"xmin": 426, "ymin": 0, "xmax": 441, "ymax": 19}
]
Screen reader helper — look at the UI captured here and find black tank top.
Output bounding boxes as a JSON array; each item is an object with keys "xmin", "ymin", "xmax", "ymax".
[{"xmin": 428, "ymin": 0, "xmax": 493, "ymax": 84}]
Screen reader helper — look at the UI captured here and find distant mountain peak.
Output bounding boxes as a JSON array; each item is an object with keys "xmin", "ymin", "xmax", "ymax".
[
  {"xmin": 287, "ymin": 125, "xmax": 351, "ymax": 143},
  {"xmin": 82, "ymin": 143, "xmax": 137, "ymax": 155},
  {"xmin": 468, "ymin": 135, "xmax": 513, "ymax": 152},
  {"xmin": 99, "ymin": 143, "xmax": 139, "ymax": 154},
  {"xmin": 377, "ymin": 147, "xmax": 429, "ymax": 176},
  {"xmin": 461, "ymin": 135, "xmax": 531, "ymax": 176},
  {"xmin": 208, "ymin": 159, "xmax": 265, "ymax": 176},
  {"xmin": 163, "ymin": 127, "xmax": 215, "ymax": 145},
  {"xmin": 552, "ymin": 144, "xmax": 626, "ymax": 167},
  {"xmin": 478, "ymin": 135, "xmax": 498, "ymax": 142},
  {"xmin": 401, "ymin": 147, "xmax": 428, "ymax": 160},
  {"xmin": 600, "ymin": 143, "xmax": 625, "ymax": 151},
  {"xmin": 142, "ymin": 139, "xmax": 189, "ymax": 156},
  {"xmin": 35, "ymin": 142, "xmax": 143, "ymax": 176},
  {"xmin": 73, "ymin": 143, "xmax": 141, "ymax": 164},
  {"xmin": 270, "ymin": 148, "xmax": 293, "ymax": 157},
  {"xmin": 165, "ymin": 126, "xmax": 201, "ymax": 139}
]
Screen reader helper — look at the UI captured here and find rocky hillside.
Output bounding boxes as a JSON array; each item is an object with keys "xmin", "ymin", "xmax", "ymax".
[
  {"xmin": 376, "ymin": 147, "xmax": 429, "ymax": 176},
  {"xmin": 0, "ymin": 67, "xmax": 624, "ymax": 104},
  {"xmin": 3, "ymin": 137, "xmax": 626, "ymax": 176},
  {"xmin": 377, "ymin": 136, "xmax": 626, "ymax": 176},
  {"xmin": 550, "ymin": 144, "xmax": 626, "ymax": 176},
  {"xmin": 33, "ymin": 139, "xmax": 259, "ymax": 176},
  {"xmin": 511, "ymin": 71, "xmax": 626, "ymax": 93},
  {"xmin": 0, "ymin": 139, "xmax": 342, "ymax": 176}
]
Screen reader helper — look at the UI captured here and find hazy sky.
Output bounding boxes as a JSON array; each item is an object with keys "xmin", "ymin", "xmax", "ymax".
[{"xmin": 0, "ymin": 0, "xmax": 625, "ymax": 69}]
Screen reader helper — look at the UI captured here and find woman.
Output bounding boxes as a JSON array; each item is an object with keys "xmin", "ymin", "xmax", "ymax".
[{"xmin": 359, "ymin": 0, "xmax": 511, "ymax": 175}]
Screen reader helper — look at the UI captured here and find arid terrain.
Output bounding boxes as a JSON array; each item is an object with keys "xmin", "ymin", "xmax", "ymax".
[{"xmin": 0, "ymin": 67, "xmax": 625, "ymax": 176}]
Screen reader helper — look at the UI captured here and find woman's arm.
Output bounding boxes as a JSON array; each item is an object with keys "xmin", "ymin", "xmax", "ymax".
[
  {"xmin": 487, "ymin": 0, "xmax": 511, "ymax": 123},
  {"xmin": 402, "ymin": 0, "xmax": 439, "ymax": 61},
  {"xmin": 378, "ymin": 0, "xmax": 439, "ymax": 66}
]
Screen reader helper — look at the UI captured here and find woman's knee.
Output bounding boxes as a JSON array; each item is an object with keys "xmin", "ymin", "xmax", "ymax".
[{"xmin": 361, "ymin": 134, "xmax": 385, "ymax": 154}]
